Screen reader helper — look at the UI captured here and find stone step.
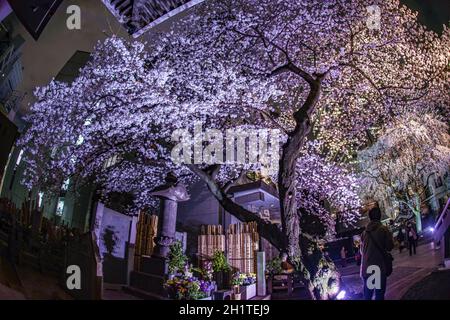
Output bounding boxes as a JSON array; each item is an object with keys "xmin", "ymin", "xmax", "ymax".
[
  {"xmin": 122, "ymin": 285, "xmax": 169, "ymax": 300},
  {"xmin": 250, "ymin": 294, "xmax": 271, "ymax": 300},
  {"xmin": 129, "ymin": 270, "xmax": 166, "ymax": 296}
]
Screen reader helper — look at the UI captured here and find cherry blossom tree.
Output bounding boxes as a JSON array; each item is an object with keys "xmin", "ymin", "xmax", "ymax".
[
  {"xmin": 18, "ymin": 0, "xmax": 449, "ymax": 299},
  {"xmin": 297, "ymin": 148, "xmax": 361, "ymax": 240},
  {"xmin": 358, "ymin": 111, "xmax": 450, "ymax": 232},
  {"xmin": 157, "ymin": 0, "xmax": 448, "ymax": 297},
  {"xmin": 295, "ymin": 146, "xmax": 360, "ymax": 299},
  {"xmin": 160, "ymin": 0, "xmax": 448, "ymax": 265}
]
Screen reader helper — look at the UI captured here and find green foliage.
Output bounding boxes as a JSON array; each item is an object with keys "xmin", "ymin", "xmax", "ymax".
[
  {"xmin": 266, "ymin": 257, "xmax": 283, "ymax": 275},
  {"xmin": 164, "ymin": 276, "xmax": 208, "ymax": 300},
  {"xmin": 168, "ymin": 241, "xmax": 188, "ymax": 274},
  {"xmin": 185, "ymin": 281, "xmax": 206, "ymax": 300},
  {"xmin": 211, "ymin": 251, "xmax": 230, "ymax": 273}
]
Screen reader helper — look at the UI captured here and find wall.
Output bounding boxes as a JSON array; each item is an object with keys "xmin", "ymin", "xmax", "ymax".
[{"xmin": 0, "ymin": 111, "xmax": 17, "ymax": 189}]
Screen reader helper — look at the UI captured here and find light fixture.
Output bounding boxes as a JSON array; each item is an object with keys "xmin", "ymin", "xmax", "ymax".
[{"xmin": 336, "ymin": 290, "xmax": 346, "ymax": 300}]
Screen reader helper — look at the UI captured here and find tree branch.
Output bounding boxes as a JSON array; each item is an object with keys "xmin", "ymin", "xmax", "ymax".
[{"xmin": 187, "ymin": 164, "xmax": 286, "ymax": 250}]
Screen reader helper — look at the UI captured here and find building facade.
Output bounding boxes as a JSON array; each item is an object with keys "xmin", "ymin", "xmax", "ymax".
[{"xmin": 102, "ymin": 0, "xmax": 205, "ymax": 37}]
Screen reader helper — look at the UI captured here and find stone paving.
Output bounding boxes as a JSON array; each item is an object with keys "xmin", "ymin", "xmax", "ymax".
[
  {"xmin": 401, "ymin": 269, "xmax": 450, "ymax": 299},
  {"xmin": 0, "ymin": 255, "xmax": 72, "ymax": 300}
]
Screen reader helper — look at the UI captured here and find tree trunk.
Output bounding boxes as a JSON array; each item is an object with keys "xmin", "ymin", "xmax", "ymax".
[
  {"xmin": 414, "ymin": 211, "xmax": 422, "ymax": 233},
  {"xmin": 276, "ymin": 70, "xmax": 324, "ymax": 292},
  {"xmin": 299, "ymin": 234, "xmax": 341, "ymax": 300},
  {"xmin": 413, "ymin": 195, "xmax": 423, "ymax": 233}
]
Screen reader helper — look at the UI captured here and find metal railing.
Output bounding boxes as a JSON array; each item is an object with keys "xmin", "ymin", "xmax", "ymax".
[{"xmin": 434, "ymin": 198, "xmax": 450, "ymax": 244}]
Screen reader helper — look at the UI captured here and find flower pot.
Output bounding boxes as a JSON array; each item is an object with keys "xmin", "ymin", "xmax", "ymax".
[
  {"xmin": 232, "ymin": 285, "xmax": 240, "ymax": 294},
  {"xmin": 199, "ymin": 296, "xmax": 212, "ymax": 300},
  {"xmin": 214, "ymin": 272, "xmax": 224, "ymax": 289},
  {"xmin": 240, "ymin": 283, "xmax": 256, "ymax": 300},
  {"xmin": 233, "ymin": 293, "xmax": 241, "ymax": 300}
]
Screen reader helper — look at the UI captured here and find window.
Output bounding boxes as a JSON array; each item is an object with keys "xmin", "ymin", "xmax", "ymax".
[
  {"xmin": 104, "ymin": 154, "xmax": 119, "ymax": 168},
  {"xmin": 56, "ymin": 198, "xmax": 65, "ymax": 216},
  {"xmin": 76, "ymin": 135, "xmax": 84, "ymax": 146},
  {"xmin": 62, "ymin": 178, "xmax": 70, "ymax": 191},
  {"xmin": 15, "ymin": 149, "xmax": 24, "ymax": 166},
  {"xmin": 38, "ymin": 192, "xmax": 44, "ymax": 208}
]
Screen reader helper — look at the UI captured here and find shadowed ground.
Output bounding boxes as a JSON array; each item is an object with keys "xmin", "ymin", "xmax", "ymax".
[{"xmin": 401, "ymin": 270, "xmax": 450, "ymax": 300}]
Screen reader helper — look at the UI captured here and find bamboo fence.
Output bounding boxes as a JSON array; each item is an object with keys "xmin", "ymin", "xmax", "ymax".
[
  {"xmin": 227, "ymin": 222, "xmax": 259, "ymax": 274},
  {"xmin": 198, "ymin": 222, "xmax": 259, "ymax": 274},
  {"xmin": 198, "ymin": 224, "xmax": 226, "ymax": 265},
  {"xmin": 134, "ymin": 212, "xmax": 158, "ymax": 271}
]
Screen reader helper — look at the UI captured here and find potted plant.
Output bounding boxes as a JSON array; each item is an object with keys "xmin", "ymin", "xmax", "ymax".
[
  {"xmin": 231, "ymin": 272, "xmax": 257, "ymax": 300},
  {"xmin": 230, "ymin": 272, "xmax": 243, "ymax": 295},
  {"xmin": 211, "ymin": 251, "xmax": 230, "ymax": 289},
  {"xmin": 240, "ymin": 273, "xmax": 257, "ymax": 300},
  {"xmin": 230, "ymin": 274, "xmax": 242, "ymax": 300},
  {"xmin": 164, "ymin": 276, "xmax": 214, "ymax": 300},
  {"xmin": 266, "ymin": 257, "xmax": 283, "ymax": 293},
  {"xmin": 266, "ymin": 257, "xmax": 283, "ymax": 276},
  {"xmin": 192, "ymin": 260, "xmax": 216, "ymax": 296},
  {"xmin": 167, "ymin": 241, "xmax": 188, "ymax": 277}
]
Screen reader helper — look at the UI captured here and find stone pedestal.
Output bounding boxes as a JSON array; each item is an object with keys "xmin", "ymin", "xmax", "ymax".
[
  {"xmin": 256, "ymin": 251, "xmax": 266, "ymax": 296},
  {"xmin": 153, "ymin": 198, "xmax": 179, "ymax": 258},
  {"xmin": 129, "ymin": 180, "xmax": 189, "ymax": 297}
]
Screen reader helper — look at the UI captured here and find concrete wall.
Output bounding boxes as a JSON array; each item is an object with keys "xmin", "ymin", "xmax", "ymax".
[{"xmin": 0, "ymin": 112, "xmax": 17, "ymax": 187}]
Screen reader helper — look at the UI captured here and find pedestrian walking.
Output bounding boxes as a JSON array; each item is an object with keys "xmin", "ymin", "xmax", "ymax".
[
  {"xmin": 396, "ymin": 227, "xmax": 406, "ymax": 253},
  {"xmin": 407, "ymin": 223, "xmax": 417, "ymax": 256},
  {"xmin": 360, "ymin": 207, "xmax": 394, "ymax": 300},
  {"xmin": 353, "ymin": 241, "xmax": 361, "ymax": 266}
]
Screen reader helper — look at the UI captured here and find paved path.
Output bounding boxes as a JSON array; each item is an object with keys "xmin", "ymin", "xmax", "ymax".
[
  {"xmin": 340, "ymin": 241, "xmax": 441, "ymax": 300},
  {"xmin": 0, "ymin": 254, "xmax": 72, "ymax": 300}
]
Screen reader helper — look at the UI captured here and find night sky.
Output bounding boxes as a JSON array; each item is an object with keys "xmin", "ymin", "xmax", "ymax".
[{"xmin": 401, "ymin": 0, "xmax": 449, "ymax": 33}]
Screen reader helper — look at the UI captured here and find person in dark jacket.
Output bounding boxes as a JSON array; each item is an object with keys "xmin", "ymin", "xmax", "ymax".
[
  {"xmin": 406, "ymin": 223, "xmax": 417, "ymax": 256},
  {"xmin": 353, "ymin": 241, "xmax": 361, "ymax": 266},
  {"xmin": 396, "ymin": 227, "xmax": 406, "ymax": 253},
  {"xmin": 360, "ymin": 207, "xmax": 394, "ymax": 300}
]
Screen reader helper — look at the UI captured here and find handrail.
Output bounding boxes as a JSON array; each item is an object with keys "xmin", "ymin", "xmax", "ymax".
[{"xmin": 434, "ymin": 198, "xmax": 450, "ymax": 243}]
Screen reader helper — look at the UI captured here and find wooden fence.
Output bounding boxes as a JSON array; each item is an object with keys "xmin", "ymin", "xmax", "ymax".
[
  {"xmin": 134, "ymin": 212, "xmax": 158, "ymax": 271},
  {"xmin": 198, "ymin": 222, "xmax": 259, "ymax": 274}
]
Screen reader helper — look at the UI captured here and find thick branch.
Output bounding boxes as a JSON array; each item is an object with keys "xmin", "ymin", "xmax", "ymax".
[{"xmin": 187, "ymin": 164, "xmax": 286, "ymax": 250}]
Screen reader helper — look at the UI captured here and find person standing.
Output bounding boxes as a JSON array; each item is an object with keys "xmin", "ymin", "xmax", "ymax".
[
  {"xmin": 396, "ymin": 227, "xmax": 406, "ymax": 253},
  {"xmin": 340, "ymin": 246, "xmax": 347, "ymax": 267},
  {"xmin": 407, "ymin": 223, "xmax": 417, "ymax": 256},
  {"xmin": 360, "ymin": 207, "xmax": 394, "ymax": 300},
  {"xmin": 353, "ymin": 241, "xmax": 361, "ymax": 266}
]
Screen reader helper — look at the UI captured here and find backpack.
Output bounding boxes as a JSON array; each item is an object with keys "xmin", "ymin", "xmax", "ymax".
[{"xmin": 367, "ymin": 230, "xmax": 394, "ymax": 277}]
